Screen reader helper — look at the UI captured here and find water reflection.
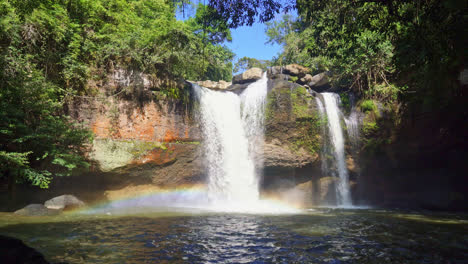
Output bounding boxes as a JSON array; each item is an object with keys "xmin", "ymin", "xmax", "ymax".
[
  {"xmin": 194, "ymin": 215, "xmax": 273, "ymax": 263},
  {"xmin": 0, "ymin": 210, "xmax": 466, "ymax": 263}
]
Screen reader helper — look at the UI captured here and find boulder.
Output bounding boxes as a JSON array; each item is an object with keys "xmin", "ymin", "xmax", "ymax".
[
  {"xmin": 269, "ymin": 74, "xmax": 290, "ymax": 81},
  {"xmin": 232, "ymin": 67, "xmax": 263, "ymax": 84},
  {"xmin": 267, "ymin": 66, "xmax": 283, "ymax": 76},
  {"xmin": 217, "ymin": 80, "xmax": 230, "ymax": 90},
  {"xmin": 44, "ymin": 194, "xmax": 85, "ymax": 210},
  {"xmin": 299, "ymin": 74, "xmax": 313, "ymax": 85},
  {"xmin": 196, "ymin": 80, "xmax": 231, "ymax": 90},
  {"xmin": 0, "ymin": 235, "xmax": 50, "ymax": 264},
  {"xmin": 283, "ymin": 64, "xmax": 310, "ymax": 77},
  {"xmin": 14, "ymin": 204, "xmax": 61, "ymax": 216},
  {"xmin": 308, "ymin": 72, "xmax": 331, "ymax": 90}
]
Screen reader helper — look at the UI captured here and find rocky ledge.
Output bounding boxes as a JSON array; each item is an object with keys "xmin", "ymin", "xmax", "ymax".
[{"xmin": 268, "ymin": 64, "xmax": 332, "ymax": 92}]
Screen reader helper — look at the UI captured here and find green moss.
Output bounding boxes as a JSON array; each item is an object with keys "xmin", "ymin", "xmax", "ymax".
[
  {"xmin": 291, "ymin": 115, "xmax": 322, "ymax": 155},
  {"xmin": 360, "ymin": 100, "xmax": 376, "ymax": 113},
  {"xmin": 129, "ymin": 141, "xmax": 167, "ymax": 157},
  {"xmin": 265, "ymin": 92, "xmax": 277, "ymax": 122},
  {"xmin": 173, "ymin": 140, "xmax": 201, "ymax": 145},
  {"xmin": 362, "ymin": 121, "xmax": 379, "ymax": 136},
  {"xmin": 291, "ymin": 86, "xmax": 312, "ymax": 118},
  {"xmin": 90, "ymin": 139, "xmax": 168, "ymax": 171},
  {"xmin": 289, "ymin": 76, "xmax": 299, "ymax": 82}
]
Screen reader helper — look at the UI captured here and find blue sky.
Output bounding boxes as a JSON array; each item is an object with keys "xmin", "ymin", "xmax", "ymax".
[
  {"xmin": 225, "ymin": 23, "xmax": 281, "ymax": 62},
  {"xmin": 176, "ymin": 5, "xmax": 283, "ymax": 63}
]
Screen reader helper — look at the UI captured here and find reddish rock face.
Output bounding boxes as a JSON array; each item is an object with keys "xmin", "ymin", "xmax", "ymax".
[
  {"xmin": 66, "ymin": 69, "xmax": 203, "ymax": 188},
  {"xmin": 88, "ymin": 100, "xmax": 198, "ymax": 142}
]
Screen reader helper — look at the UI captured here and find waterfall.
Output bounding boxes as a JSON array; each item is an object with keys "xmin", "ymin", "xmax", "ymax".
[
  {"xmin": 193, "ymin": 74, "xmax": 267, "ymax": 209},
  {"xmin": 321, "ymin": 93, "xmax": 352, "ymax": 206},
  {"xmin": 315, "ymin": 96, "xmax": 330, "ymax": 177},
  {"xmin": 344, "ymin": 93, "xmax": 363, "ymax": 149}
]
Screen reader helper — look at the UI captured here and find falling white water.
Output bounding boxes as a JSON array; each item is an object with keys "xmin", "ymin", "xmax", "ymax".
[
  {"xmin": 315, "ymin": 96, "xmax": 331, "ymax": 178},
  {"xmin": 344, "ymin": 94, "xmax": 363, "ymax": 148},
  {"xmin": 192, "ymin": 74, "xmax": 295, "ymax": 212},
  {"xmin": 240, "ymin": 74, "xmax": 268, "ymax": 173},
  {"xmin": 321, "ymin": 93, "xmax": 352, "ymax": 206},
  {"xmin": 193, "ymin": 86, "xmax": 259, "ymax": 204}
]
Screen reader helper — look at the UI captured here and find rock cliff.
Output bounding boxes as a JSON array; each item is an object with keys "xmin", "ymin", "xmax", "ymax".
[{"xmin": 66, "ymin": 69, "xmax": 204, "ymax": 191}]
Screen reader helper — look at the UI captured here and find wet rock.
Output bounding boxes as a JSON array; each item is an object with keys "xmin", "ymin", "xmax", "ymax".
[
  {"xmin": 459, "ymin": 68, "xmax": 468, "ymax": 85},
  {"xmin": 0, "ymin": 235, "xmax": 50, "ymax": 264},
  {"xmin": 227, "ymin": 83, "xmax": 250, "ymax": 92},
  {"xmin": 14, "ymin": 204, "xmax": 62, "ymax": 216},
  {"xmin": 346, "ymin": 155, "xmax": 357, "ymax": 174},
  {"xmin": 263, "ymin": 143, "xmax": 317, "ymax": 168},
  {"xmin": 44, "ymin": 194, "xmax": 85, "ymax": 210},
  {"xmin": 283, "ymin": 64, "xmax": 310, "ymax": 77},
  {"xmin": 121, "ymin": 143, "xmax": 203, "ymax": 187},
  {"xmin": 318, "ymin": 177, "xmax": 338, "ymax": 203},
  {"xmin": 232, "ymin": 67, "xmax": 263, "ymax": 84}
]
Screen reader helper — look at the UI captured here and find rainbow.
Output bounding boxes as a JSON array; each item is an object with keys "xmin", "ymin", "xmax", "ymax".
[{"xmin": 72, "ymin": 184, "xmax": 303, "ymax": 215}]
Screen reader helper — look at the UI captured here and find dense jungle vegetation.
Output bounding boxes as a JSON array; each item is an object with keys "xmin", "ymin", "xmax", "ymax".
[
  {"xmin": 0, "ymin": 0, "xmax": 233, "ymax": 189},
  {"xmin": 0, "ymin": 0, "xmax": 466, "ymax": 189}
]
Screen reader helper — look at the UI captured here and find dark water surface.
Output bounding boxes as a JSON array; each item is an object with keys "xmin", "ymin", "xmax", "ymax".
[{"xmin": 0, "ymin": 209, "xmax": 467, "ymax": 263}]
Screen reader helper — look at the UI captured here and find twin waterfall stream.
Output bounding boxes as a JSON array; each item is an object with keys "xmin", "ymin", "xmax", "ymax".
[
  {"xmin": 194, "ymin": 75, "xmax": 357, "ymax": 209},
  {"xmin": 193, "ymin": 74, "xmax": 267, "ymax": 211}
]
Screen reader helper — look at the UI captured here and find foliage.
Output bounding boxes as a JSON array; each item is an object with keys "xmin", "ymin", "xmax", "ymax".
[
  {"xmin": 339, "ymin": 93, "xmax": 350, "ymax": 110},
  {"xmin": 362, "ymin": 121, "xmax": 379, "ymax": 136},
  {"xmin": 264, "ymin": 0, "xmax": 465, "ymax": 114},
  {"xmin": 360, "ymin": 100, "xmax": 377, "ymax": 113},
  {"xmin": 234, "ymin": 57, "xmax": 270, "ymax": 73},
  {"xmin": 208, "ymin": 0, "xmax": 295, "ymax": 28},
  {"xmin": 0, "ymin": 49, "xmax": 92, "ymax": 188},
  {"xmin": 0, "ymin": 0, "xmax": 235, "ymax": 189},
  {"xmin": 186, "ymin": 3, "xmax": 234, "ymax": 81}
]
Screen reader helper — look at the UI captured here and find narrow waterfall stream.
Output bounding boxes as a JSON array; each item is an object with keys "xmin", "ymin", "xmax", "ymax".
[
  {"xmin": 320, "ymin": 93, "xmax": 352, "ymax": 206},
  {"xmin": 193, "ymin": 74, "xmax": 280, "ymax": 212}
]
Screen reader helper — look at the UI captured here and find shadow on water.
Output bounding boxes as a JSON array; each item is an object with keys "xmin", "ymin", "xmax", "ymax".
[{"xmin": 0, "ymin": 210, "xmax": 467, "ymax": 264}]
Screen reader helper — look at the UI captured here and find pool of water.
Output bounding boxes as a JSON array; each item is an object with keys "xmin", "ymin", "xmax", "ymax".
[{"xmin": 0, "ymin": 208, "xmax": 467, "ymax": 263}]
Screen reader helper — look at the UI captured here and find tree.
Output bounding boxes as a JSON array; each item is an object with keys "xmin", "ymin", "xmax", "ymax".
[
  {"xmin": 208, "ymin": 0, "xmax": 295, "ymax": 28},
  {"xmin": 186, "ymin": 3, "xmax": 234, "ymax": 81},
  {"xmin": 0, "ymin": 50, "xmax": 92, "ymax": 189},
  {"xmin": 234, "ymin": 57, "xmax": 270, "ymax": 73},
  {"xmin": 0, "ymin": 0, "xmax": 237, "ymax": 191}
]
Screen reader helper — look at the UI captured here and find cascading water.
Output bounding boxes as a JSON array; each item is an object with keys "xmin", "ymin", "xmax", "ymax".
[
  {"xmin": 344, "ymin": 93, "xmax": 363, "ymax": 149},
  {"xmin": 321, "ymin": 93, "xmax": 352, "ymax": 206},
  {"xmin": 193, "ymin": 73, "xmax": 283, "ymax": 212},
  {"xmin": 240, "ymin": 75, "xmax": 268, "ymax": 175}
]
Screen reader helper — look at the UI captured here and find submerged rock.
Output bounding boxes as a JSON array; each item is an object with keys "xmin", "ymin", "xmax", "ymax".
[
  {"xmin": 44, "ymin": 194, "xmax": 85, "ymax": 210},
  {"xmin": 14, "ymin": 204, "xmax": 61, "ymax": 216},
  {"xmin": 232, "ymin": 67, "xmax": 263, "ymax": 84},
  {"xmin": 0, "ymin": 235, "xmax": 50, "ymax": 264}
]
